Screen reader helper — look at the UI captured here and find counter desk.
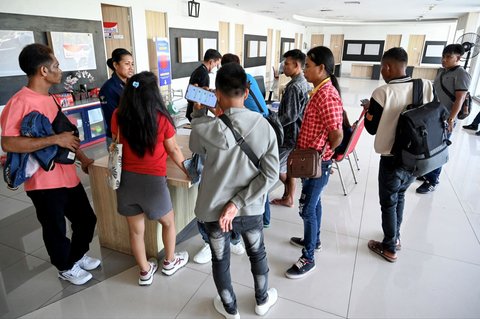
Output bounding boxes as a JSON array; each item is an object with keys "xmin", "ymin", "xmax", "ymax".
[{"xmin": 88, "ymin": 134, "xmax": 197, "ymax": 257}]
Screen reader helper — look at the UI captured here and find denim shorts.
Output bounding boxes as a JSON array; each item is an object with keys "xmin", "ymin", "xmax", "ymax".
[{"xmin": 116, "ymin": 171, "xmax": 173, "ymax": 220}]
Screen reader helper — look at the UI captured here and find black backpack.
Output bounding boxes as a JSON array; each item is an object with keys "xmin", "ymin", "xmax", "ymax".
[{"xmin": 392, "ymin": 79, "xmax": 451, "ymax": 177}]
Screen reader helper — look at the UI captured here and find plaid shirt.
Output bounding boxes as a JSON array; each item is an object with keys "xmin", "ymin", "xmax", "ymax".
[{"xmin": 297, "ymin": 79, "xmax": 343, "ymax": 160}]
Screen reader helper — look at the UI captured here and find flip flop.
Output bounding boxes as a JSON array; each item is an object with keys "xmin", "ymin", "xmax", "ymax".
[
  {"xmin": 368, "ymin": 240, "xmax": 397, "ymax": 263},
  {"xmin": 270, "ymin": 198, "xmax": 294, "ymax": 207}
]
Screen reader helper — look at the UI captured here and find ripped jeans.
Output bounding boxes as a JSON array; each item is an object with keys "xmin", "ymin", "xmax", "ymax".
[{"xmin": 205, "ymin": 215, "xmax": 269, "ymax": 315}]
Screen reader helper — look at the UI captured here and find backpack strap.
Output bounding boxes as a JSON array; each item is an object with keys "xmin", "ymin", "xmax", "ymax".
[
  {"xmin": 411, "ymin": 79, "xmax": 423, "ymax": 107},
  {"xmin": 219, "ymin": 114, "xmax": 260, "ymax": 168}
]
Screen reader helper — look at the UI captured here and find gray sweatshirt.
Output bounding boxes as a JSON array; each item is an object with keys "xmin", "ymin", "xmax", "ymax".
[{"xmin": 189, "ymin": 107, "xmax": 279, "ymax": 222}]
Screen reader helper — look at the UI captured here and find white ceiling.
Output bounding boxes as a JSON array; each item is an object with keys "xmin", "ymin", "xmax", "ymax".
[{"xmin": 204, "ymin": 0, "xmax": 480, "ymax": 26}]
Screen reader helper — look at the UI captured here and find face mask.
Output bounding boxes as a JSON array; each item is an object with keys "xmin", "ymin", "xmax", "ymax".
[{"xmin": 210, "ymin": 65, "xmax": 218, "ymax": 74}]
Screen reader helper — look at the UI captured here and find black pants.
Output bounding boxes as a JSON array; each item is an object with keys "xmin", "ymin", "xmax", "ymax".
[{"xmin": 27, "ymin": 183, "xmax": 97, "ymax": 271}]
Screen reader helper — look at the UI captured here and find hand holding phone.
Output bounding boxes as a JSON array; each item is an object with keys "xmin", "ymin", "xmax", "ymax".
[
  {"xmin": 185, "ymin": 84, "xmax": 217, "ymax": 108},
  {"xmin": 360, "ymin": 98, "xmax": 369, "ymax": 105}
]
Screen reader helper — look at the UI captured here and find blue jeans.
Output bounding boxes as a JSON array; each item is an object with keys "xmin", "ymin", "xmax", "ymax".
[
  {"xmin": 205, "ymin": 215, "xmax": 269, "ymax": 315},
  {"xmin": 423, "ymin": 130, "xmax": 452, "ymax": 185},
  {"xmin": 378, "ymin": 156, "xmax": 415, "ymax": 253},
  {"xmin": 263, "ymin": 195, "xmax": 271, "ymax": 226},
  {"xmin": 198, "ymin": 219, "xmax": 240, "ymax": 245},
  {"xmin": 299, "ymin": 160, "xmax": 332, "ymax": 261}
]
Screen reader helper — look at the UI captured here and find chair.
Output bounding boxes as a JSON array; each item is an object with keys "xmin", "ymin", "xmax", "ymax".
[{"xmin": 333, "ymin": 112, "xmax": 366, "ymax": 196}]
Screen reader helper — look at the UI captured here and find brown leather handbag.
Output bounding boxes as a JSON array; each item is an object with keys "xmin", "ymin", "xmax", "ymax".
[{"xmin": 287, "ymin": 148, "xmax": 324, "ymax": 178}]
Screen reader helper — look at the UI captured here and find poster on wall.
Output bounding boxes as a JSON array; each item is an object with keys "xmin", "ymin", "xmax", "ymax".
[
  {"xmin": 48, "ymin": 31, "xmax": 97, "ymax": 71},
  {"xmin": 178, "ymin": 37, "xmax": 199, "ymax": 63},
  {"xmin": 200, "ymin": 38, "xmax": 217, "ymax": 59},
  {"xmin": 248, "ymin": 41, "xmax": 258, "ymax": 58},
  {"xmin": 155, "ymin": 37, "xmax": 172, "ymax": 86},
  {"xmin": 0, "ymin": 30, "xmax": 35, "ymax": 77},
  {"xmin": 258, "ymin": 41, "xmax": 267, "ymax": 57},
  {"xmin": 103, "ymin": 22, "xmax": 118, "ymax": 39}
]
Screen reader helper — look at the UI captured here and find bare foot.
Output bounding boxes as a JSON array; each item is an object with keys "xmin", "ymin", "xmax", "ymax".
[{"xmin": 270, "ymin": 198, "xmax": 294, "ymax": 208}]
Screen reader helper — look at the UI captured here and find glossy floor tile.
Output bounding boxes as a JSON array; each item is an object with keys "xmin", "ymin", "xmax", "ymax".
[{"xmin": 0, "ymin": 77, "xmax": 479, "ymax": 319}]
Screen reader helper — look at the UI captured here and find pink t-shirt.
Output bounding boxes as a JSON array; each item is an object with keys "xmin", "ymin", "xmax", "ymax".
[{"xmin": 1, "ymin": 87, "xmax": 80, "ymax": 191}]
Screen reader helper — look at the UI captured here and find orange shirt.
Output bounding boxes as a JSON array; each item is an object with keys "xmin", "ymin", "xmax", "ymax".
[{"xmin": 1, "ymin": 87, "xmax": 80, "ymax": 191}]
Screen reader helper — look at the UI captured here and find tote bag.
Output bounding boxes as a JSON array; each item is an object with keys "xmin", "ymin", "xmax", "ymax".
[{"xmin": 108, "ymin": 130, "xmax": 123, "ymax": 190}]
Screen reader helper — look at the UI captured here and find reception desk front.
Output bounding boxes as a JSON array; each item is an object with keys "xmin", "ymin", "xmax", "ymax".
[{"xmin": 88, "ymin": 134, "xmax": 197, "ymax": 257}]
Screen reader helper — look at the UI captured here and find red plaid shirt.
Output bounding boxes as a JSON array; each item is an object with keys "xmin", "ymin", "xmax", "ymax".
[{"xmin": 297, "ymin": 79, "xmax": 343, "ymax": 160}]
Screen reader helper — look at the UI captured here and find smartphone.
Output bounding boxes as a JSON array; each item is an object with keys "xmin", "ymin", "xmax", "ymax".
[
  {"xmin": 360, "ymin": 98, "xmax": 369, "ymax": 105},
  {"xmin": 185, "ymin": 84, "xmax": 217, "ymax": 108}
]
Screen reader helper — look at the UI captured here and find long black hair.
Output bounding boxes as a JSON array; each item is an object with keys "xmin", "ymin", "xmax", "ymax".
[
  {"xmin": 106, "ymin": 48, "xmax": 132, "ymax": 72},
  {"xmin": 307, "ymin": 46, "xmax": 341, "ymax": 96},
  {"xmin": 116, "ymin": 71, "xmax": 175, "ymax": 157}
]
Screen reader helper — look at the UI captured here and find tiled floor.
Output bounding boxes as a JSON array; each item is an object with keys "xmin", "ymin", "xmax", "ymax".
[{"xmin": 1, "ymin": 77, "xmax": 479, "ymax": 319}]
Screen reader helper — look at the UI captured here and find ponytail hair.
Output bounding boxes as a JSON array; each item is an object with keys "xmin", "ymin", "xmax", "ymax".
[
  {"xmin": 307, "ymin": 46, "xmax": 341, "ymax": 97},
  {"xmin": 106, "ymin": 48, "xmax": 132, "ymax": 72}
]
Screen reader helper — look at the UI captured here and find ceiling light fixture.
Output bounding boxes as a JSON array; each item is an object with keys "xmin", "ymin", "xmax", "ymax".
[
  {"xmin": 188, "ymin": 0, "xmax": 200, "ymax": 18},
  {"xmin": 344, "ymin": 1, "xmax": 361, "ymax": 4},
  {"xmin": 292, "ymin": 14, "xmax": 456, "ymax": 25}
]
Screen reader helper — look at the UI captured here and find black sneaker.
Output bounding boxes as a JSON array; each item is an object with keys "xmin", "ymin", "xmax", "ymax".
[
  {"xmin": 476, "ymin": 131, "xmax": 480, "ymax": 136},
  {"xmin": 290, "ymin": 237, "xmax": 322, "ymax": 251},
  {"xmin": 416, "ymin": 181, "xmax": 436, "ymax": 194},
  {"xmin": 463, "ymin": 123, "xmax": 478, "ymax": 130},
  {"xmin": 285, "ymin": 257, "xmax": 316, "ymax": 279}
]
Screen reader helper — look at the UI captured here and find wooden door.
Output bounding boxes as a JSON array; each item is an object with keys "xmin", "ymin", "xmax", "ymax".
[
  {"xmin": 145, "ymin": 10, "xmax": 167, "ymax": 79},
  {"xmin": 311, "ymin": 34, "xmax": 324, "ymax": 48},
  {"xmin": 274, "ymin": 30, "xmax": 281, "ymax": 67},
  {"xmin": 330, "ymin": 34, "xmax": 344, "ymax": 64},
  {"xmin": 407, "ymin": 34, "xmax": 426, "ymax": 66},
  {"xmin": 235, "ymin": 24, "xmax": 244, "ymax": 65},
  {"xmin": 219, "ymin": 21, "xmax": 229, "ymax": 55},
  {"xmin": 385, "ymin": 34, "xmax": 402, "ymax": 51},
  {"xmin": 101, "ymin": 4, "xmax": 134, "ymax": 71}
]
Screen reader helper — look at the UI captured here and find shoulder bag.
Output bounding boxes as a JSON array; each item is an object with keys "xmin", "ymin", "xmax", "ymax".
[
  {"xmin": 108, "ymin": 128, "xmax": 123, "ymax": 190},
  {"xmin": 287, "ymin": 148, "xmax": 326, "ymax": 179},
  {"xmin": 440, "ymin": 71, "xmax": 472, "ymax": 120}
]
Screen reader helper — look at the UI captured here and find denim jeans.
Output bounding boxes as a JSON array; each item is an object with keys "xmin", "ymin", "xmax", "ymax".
[
  {"xmin": 299, "ymin": 160, "xmax": 332, "ymax": 261},
  {"xmin": 378, "ymin": 156, "xmax": 415, "ymax": 253},
  {"xmin": 263, "ymin": 195, "xmax": 271, "ymax": 226},
  {"xmin": 423, "ymin": 130, "xmax": 452, "ymax": 185},
  {"xmin": 204, "ymin": 215, "xmax": 269, "ymax": 315},
  {"xmin": 198, "ymin": 219, "xmax": 240, "ymax": 245}
]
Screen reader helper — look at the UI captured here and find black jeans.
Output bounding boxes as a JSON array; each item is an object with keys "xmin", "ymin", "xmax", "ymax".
[
  {"xmin": 27, "ymin": 183, "xmax": 97, "ymax": 271},
  {"xmin": 205, "ymin": 215, "xmax": 269, "ymax": 315},
  {"xmin": 378, "ymin": 156, "xmax": 415, "ymax": 253}
]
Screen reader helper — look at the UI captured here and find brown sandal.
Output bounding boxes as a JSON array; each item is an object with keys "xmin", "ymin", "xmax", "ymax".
[{"xmin": 368, "ymin": 240, "xmax": 397, "ymax": 263}]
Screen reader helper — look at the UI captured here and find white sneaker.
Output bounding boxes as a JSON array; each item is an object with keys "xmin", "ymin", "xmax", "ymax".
[
  {"xmin": 139, "ymin": 258, "xmax": 158, "ymax": 286},
  {"xmin": 255, "ymin": 288, "xmax": 278, "ymax": 316},
  {"xmin": 58, "ymin": 263, "xmax": 93, "ymax": 285},
  {"xmin": 193, "ymin": 243, "xmax": 211, "ymax": 264},
  {"xmin": 230, "ymin": 241, "xmax": 245, "ymax": 255},
  {"xmin": 76, "ymin": 255, "xmax": 101, "ymax": 271},
  {"xmin": 213, "ymin": 295, "xmax": 240, "ymax": 319},
  {"xmin": 162, "ymin": 251, "xmax": 189, "ymax": 276}
]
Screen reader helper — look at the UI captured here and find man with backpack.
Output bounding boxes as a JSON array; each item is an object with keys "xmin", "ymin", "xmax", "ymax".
[
  {"xmin": 416, "ymin": 44, "xmax": 472, "ymax": 193},
  {"xmin": 362, "ymin": 47, "xmax": 434, "ymax": 263}
]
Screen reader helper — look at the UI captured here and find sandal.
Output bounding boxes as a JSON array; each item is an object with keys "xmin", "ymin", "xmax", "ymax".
[{"xmin": 368, "ymin": 240, "xmax": 397, "ymax": 263}]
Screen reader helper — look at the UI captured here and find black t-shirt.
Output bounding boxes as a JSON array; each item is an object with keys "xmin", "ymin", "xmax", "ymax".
[{"xmin": 186, "ymin": 64, "xmax": 209, "ymax": 121}]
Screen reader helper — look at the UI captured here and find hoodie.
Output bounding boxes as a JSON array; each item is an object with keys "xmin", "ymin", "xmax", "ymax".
[{"xmin": 189, "ymin": 107, "xmax": 279, "ymax": 222}]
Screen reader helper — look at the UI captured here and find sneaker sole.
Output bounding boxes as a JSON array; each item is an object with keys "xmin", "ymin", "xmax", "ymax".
[
  {"xmin": 289, "ymin": 239, "xmax": 322, "ymax": 252},
  {"xmin": 58, "ymin": 272, "xmax": 92, "ymax": 285},
  {"xmin": 139, "ymin": 261, "xmax": 158, "ymax": 286},
  {"xmin": 285, "ymin": 265, "xmax": 317, "ymax": 279},
  {"xmin": 80, "ymin": 260, "xmax": 101, "ymax": 271},
  {"xmin": 162, "ymin": 259, "xmax": 188, "ymax": 276}
]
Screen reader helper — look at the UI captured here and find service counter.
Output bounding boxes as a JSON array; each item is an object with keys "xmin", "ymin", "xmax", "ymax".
[{"xmin": 88, "ymin": 134, "xmax": 197, "ymax": 257}]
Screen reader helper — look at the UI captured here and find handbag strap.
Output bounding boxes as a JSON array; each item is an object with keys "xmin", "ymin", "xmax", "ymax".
[
  {"xmin": 219, "ymin": 114, "xmax": 260, "ymax": 168},
  {"xmin": 440, "ymin": 71, "xmax": 456, "ymax": 102}
]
